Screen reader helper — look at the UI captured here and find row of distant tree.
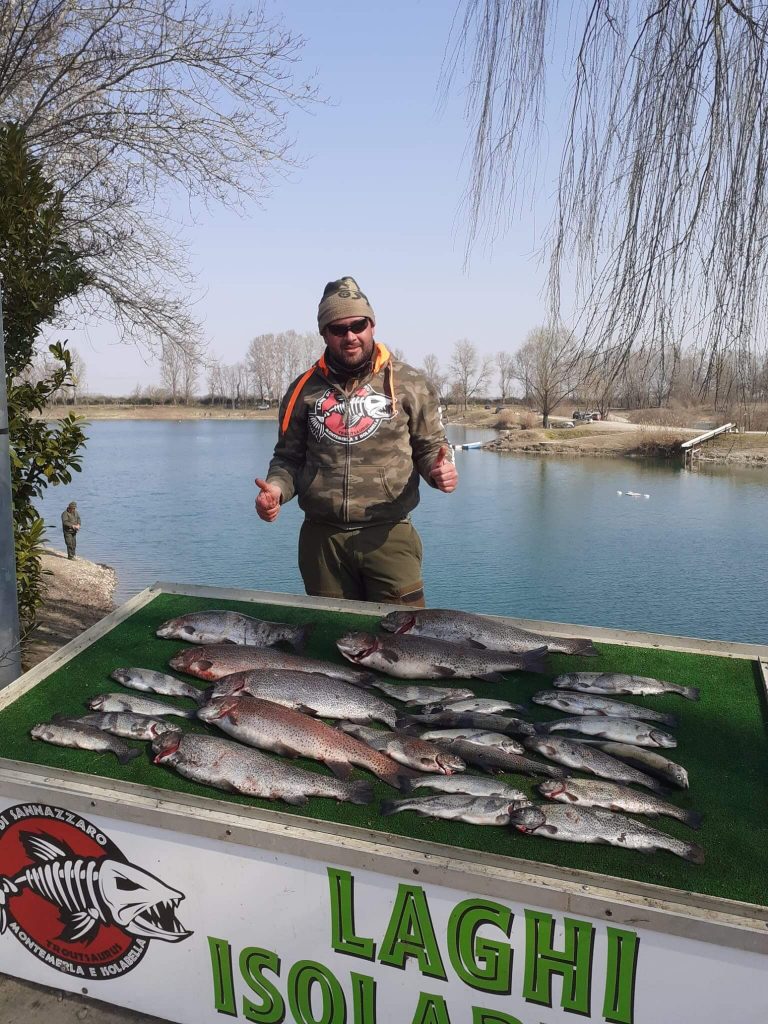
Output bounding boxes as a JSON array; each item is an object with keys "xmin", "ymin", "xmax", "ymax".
[{"xmin": 39, "ymin": 327, "xmax": 768, "ymax": 430}]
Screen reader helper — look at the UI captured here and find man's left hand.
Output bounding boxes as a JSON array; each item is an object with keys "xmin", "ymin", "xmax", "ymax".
[{"xmin": 429, "ymin": 446, "xmax": 458, "ymax": 493}]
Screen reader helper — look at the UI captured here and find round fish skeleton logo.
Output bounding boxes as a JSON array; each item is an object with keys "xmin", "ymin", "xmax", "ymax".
[
  {"xmin": 0, "ymin": 805, "xmax": 191, "ymax": 979},
  {"xmin": 309, "ymin": 384, "xmax": 394, "ymax": 444}
]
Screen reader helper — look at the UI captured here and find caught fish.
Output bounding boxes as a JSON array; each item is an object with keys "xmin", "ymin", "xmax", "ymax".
[
  {"xmin": 536, "ymin": 717, "xmax": 677, "ymax": 748},
  {"xmin": 207, "ymin": 670, "xmax": 398, "ymax": 727},
  {"xmin": 111, "ymin": 668, "xmax": 206, "ymax": 704},
  {"xmin": 337, "ymin": 723, "xmax": 466, "ymax": 774},
  {"xmin": 509, "ymin": 804, "xmax": 704, "ymax": 863},
  {"xmin": 398, "ymin": 710, "xmax": 535, "ymax": 736},
  {"xmin": 61, "ymin": 712, "xmax": 182, "ymax": 742},
  {"xmin": 170, "ymin": 643, "xmax": 374, "ymax": 686},
  {"xmin": 370, "ymin": 682, "xmax": 476, "ymax": 705},
  {"xmin": 415, "ymin": 729, "xmax": 526, "ymax": 755},
  {"xmin": 403, "ymin": 774, "xmax": 530, "ymax": 801},
  {"xmin": 538, "ymin": 778, "xmax": 702, "ymax": 829},
  {"xmin": 553, "ymin": 673, "xmax": 699, "ymax": 701},
  {"xmin": 156, "ymin": 609, "xmax": 310, "ymax": 651},
  {"xmin": 0, "ymin": 829, "xmax": 191, "ymax": 942},
  {"xmin": 593, "ymin": 743, "xmax": 690, "ymax": 789},
  {"xmin": 30, "ymin": 722, "xmax": 141, "ymax": 765},
  {"xmin": 197, "ymin": 695, "xmax": 411, "ymax": 789},
  {"xmin": 524, "ymin": 735, "xmax": 665, "ymax": 792},
  {"xmin": 88, "ymin": 693, "xmax": 197, "ymax": 719},
  {"xmin": 532, "ymin": 690, "xmax": 678, "ymax": 727},
  {"xmin": 152, "ymin": 732, "xmax": 372, "ymax": 806},
  {"xmin": 427, "ymin": 738, "xmax": 568, "ymax": 779},
  {"xmin": 420, "ymin": 697, "xmax": 526, "ymax": 715},
  {"xmin": 380, "ymin": 794, "xmax": 532, "ymax": 826},
  {"xmin": 381, "ymin": 608, "xmax": 599, "ymax": 656},
  {"xmin": 337, "ymin": 631, "xmax": 547, "ymax": 682}
]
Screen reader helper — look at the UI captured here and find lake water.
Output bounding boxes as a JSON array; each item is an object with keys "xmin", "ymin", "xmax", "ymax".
[{"xmin": 36, "ymin": 420, "xmax": 767, "ymax": 645}]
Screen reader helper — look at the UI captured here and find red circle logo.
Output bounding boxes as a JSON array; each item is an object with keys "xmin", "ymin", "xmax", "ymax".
[
  {"xmin": 0, "ymin": 804, "xmax": 191, "ymax": 979},
  {"xmin": 311, "ymin": 385, "xmax": 394, "ymax": 444}
]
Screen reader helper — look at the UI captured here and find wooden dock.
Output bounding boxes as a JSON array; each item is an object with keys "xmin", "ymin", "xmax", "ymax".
[{"xmin": 681, "ymin": 423, "xmax": 736, "ymax": 467}]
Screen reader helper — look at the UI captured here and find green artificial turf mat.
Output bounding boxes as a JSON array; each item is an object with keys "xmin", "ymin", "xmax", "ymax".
[{"xmin": 1, "ymin": 592, "xmax": 766, "ymax": 907}]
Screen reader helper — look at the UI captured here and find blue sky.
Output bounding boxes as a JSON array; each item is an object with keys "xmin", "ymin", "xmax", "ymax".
[{"xmin": 66, "ymin": 0, "xmax": 567, "ymax": 394}]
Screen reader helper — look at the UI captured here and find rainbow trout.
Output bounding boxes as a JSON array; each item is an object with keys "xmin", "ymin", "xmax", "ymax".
[
  {"xmin": 170, "ymin": 643, "xmax": 374, "ymax": 686},
  {"xmin": 63, "ymin": 712, "xmax": 182, "ymax": 742},
  {"xmin": 524, "ymin": 735, "xmax": 665, "ymax": 792},
  {"xmin": 111, "ymin": 668, "xmax": 206, "ymax": 704},
  {"xmin": 381, "ymin": 794, "xmax": 532, "ymax": 826},
  {"xmin": 538, "ymin": 778, "xmax": 702, "ymax": 829},
  {"xmin": 156, "ymin": 610, "xmax": 310, "ymax": 651},
  {"xmin": 337, "ymin": 722, "xmax": 466, "ymax": 774},
  {"xmin": 152, "ymin": 732, "xmax": 372, "ymax": 806},
  {"xmin": 381, "ymin": 609, "xmax": 599, "ymax": 656},
  {"xmin": 536, "ymin": 717, "xmax": 677, "ymax": 748},
  {"xmin": 532, "ymin": 690, "xmax": 678, "ymax": 727},
  {"xmin": 554, "ymin": 673, "xmax": 699, "ymax": 701},
  {"xmin": 88, "ymin": 693, "xmax": 197, "ymax": 719},
  {"xmin": 197, "ymin": 695, "xmax": 411, "ymax": 789},
  {"xmin": 336, "ymin": 631, "xmax": 547, "ymax": 682},
  {"xmin": 30, "ymin": 722, "xmax": 141, "ymax": 765}
]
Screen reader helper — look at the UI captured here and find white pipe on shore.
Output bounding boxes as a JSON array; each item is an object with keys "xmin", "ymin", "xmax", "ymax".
[{"xmin": 0, "ymin": 279, "xmax": 22, "ymax": 687}]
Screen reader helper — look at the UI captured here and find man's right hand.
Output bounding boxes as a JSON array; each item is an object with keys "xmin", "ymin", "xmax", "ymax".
[{"xmin": 255, "ymin": 478, "xmax": 282, "ymax": 523}]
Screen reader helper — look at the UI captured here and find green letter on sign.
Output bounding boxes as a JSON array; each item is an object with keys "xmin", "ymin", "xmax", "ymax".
[
  {"xmin": 448, "ymin": 898, "xmax": 513, "ymax": 994},
  {"xmin": 208, "ymin": 937, "xmax": 237, "ymax": 1016},
  {"xmin": 472, "ymin": 1011, "xmax": 523, "ymax": 1024},
  {"xmin": 410, "ymin": 993, "xmax": 452, "ymax": 1024},
  {"xmin": 379, "ymin": 885, "xmax": 447, "ymax": 980},
  {"xmin": 522, "ymin": 911, "xmax": 594, "ymax": 1014},
  {"xmin": 239, "ymin": 947, "xmax": 285, "ymax": 1023},
  {"xmin": 288, "ymin": 961, "xmax": 346, "ymax": 1024},
  {"xmin": 603, "ymin": 927, "xmax": 640, "ymax": 1024},
  {"xmin": 327, "ymin": 868, "xmax": 376, "ymax": 960}
]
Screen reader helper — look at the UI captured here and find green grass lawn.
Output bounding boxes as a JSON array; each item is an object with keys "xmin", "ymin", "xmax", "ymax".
[{"xmin": 2, "ymin": 593, "xmax": 766, "ymax": 907}]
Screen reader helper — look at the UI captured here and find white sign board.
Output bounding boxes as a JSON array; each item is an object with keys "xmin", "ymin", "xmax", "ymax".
[{"xmin": 0, "ymin": 790, "xmax": 765, "ymax": 1024}]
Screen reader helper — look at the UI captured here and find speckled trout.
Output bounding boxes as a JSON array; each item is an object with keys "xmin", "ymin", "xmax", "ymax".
[
  {"xmin": 403, "ymin": 774, "xmax": 530, "ymax": 801},
  {"xmin": 337, "ymin": 723, "xmax": 466, "ymax": 774},
  {"xmin": 207, "ymin": 670, "xmax": 398, "ymax": 727},
  {"xmin": 111, "ymin": 668, "xmax": 206, "ymax": 704},
  {"xmin": 553, "ymin": 673, "xmax": 699, "ymax": 701},
  {"xmin": 538, "ymin": 778, "xmax": 702, "ymax": 829},
  {"xmin": 88, "ymin": 693, "xmax": 197, "ymax": 719},
  {"xmin": 197, "ymin": 695, "xmax": 411, "ymax": 789},
  {"xmin": 63, "ymin": 712, "xmax": 182, "ymax": 742},
  {"xmin": 381, "ymin": 794, "xmax": 532, "ymax": 826},
  {"xmin": 156, "ymin": 610, "xmax": 310, "ymax": 651},
  {"xmin": 337, "ymin": 631, "xmax": 547, "ymax": 682},
  {"xmin": 152, "ymin": 732, "xmax": 372, "ymax": 806},
  {"xmin": 532, "ymin": 690, "xmax": 678, "ymax": 726},
  {"xmin": 30, "ymin": 722, "xmax": 141, "ymax": 765},
  {"xmin": 170, "ymin": 643, "xmax": 374, "ymax": 686},
  {"xmin": 509, "ymin": 804, "xmax": 704, "ymax": 863},
  {"xmin": 524, "ymin": 735, "xmax": 666, "ymax": 792},
  {"xmin": 381, "ymin": 609, "xmax": 599, "ymax": 656},
  {"xmin": 536, "ymin": 717, "xmax": 677, "ymax": 748}
]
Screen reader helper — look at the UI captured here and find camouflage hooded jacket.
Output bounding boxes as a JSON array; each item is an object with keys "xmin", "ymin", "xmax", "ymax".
[{"xmin": 265, "ymin": 343, "xmax": 451, "ymax": 528}]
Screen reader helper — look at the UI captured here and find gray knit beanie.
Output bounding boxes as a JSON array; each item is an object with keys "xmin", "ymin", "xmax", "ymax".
[{"xmin": 317, "ymin": 276, "xmax": 375, "ymax": 333}]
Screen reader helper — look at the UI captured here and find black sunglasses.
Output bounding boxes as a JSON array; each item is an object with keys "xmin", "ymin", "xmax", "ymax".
[{"xmin": 326, "ymin": 317, "xmax": 370, "ymax": 338}]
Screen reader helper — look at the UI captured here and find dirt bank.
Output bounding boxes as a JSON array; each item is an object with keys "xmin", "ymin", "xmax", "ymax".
[{"xmin": 22, "ymin": 548, "xmax": 117, "ymax": 671}]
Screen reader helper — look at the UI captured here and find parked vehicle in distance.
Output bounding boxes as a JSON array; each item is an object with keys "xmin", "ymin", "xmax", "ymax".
[
  {"xmin": 573, "ymin": 410, "xmax": 601, "ymax": 421},
  {"xmin": 257, "ymin": 402, "xmax": 270, "ymax": 410}
]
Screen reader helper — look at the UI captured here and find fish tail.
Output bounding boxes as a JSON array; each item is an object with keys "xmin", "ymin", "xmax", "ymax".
[
  {"xmin": 379, "ymin": 800, "xmax": 401, "ymax": 816},
  {"xmin": 684, "ymin": 842, "xmax": 706, "ymax": 864},
  {"xmin": 522, "ymin": 646, "xmax": 549, "ymax": 674},
  {"xmin": 188, "ymin": 686, "xmax": 208, "ymax": 706},
  {"xmin": 117, "ymin": 748, "xmax": 142, "ymax": 766},
  {"xmin": 679, "ymin": 808, "xmax": 703, "ymax": 830},
  {"xmin": 565, "ymin": 638, "xmax": 600, "ymax": 657},
  {"xmin": 289, "ymin": 623, "xmax": 313, "ymax": 653},
  {"xmin": 180, "ymin": 708, "xmax": 198, "ymax": 719},
  {"xmin": 394, "ymin": 716, "xmax": 419, "ymax": 732},
  {"xmin": 347, "ymin": 781, "xmax": 374, "ymax": 805},
  {"xmin": 657, "ymin": 712, "xmax": 679, "ymax": 728},
  {"xmin": 677, "ymin": 686, "xmax": 700, "ymax": 701}
]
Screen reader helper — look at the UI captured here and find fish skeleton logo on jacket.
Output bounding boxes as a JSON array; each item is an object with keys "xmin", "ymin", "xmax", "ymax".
[
  {"xmin": 0, "ymin": 805, "xmax": 191, "ymax": 979},
  {"xmin": 309, "ymin": 384, "xmax": 394, "ymax": 444}
]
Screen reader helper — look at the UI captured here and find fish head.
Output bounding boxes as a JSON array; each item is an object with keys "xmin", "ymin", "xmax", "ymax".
[
  {"xmin": 336, "ymin": 632, "xmax": 381, "ymax": 662},
  {"xmin": 650, "ymin": 730, "xmax": 676, "ymax": 748},
  {"xmin": 380, "ymin": 612, "xmax": 417, "ymax": 634},
  {"xmin": 152, "ymin": 731, "xmax": 182, "ymax": 763},
  {"xmin": 99, "ymin": 859, "xmax": 192, "ymax": 942},
  {"xmin": 538, "ymin": 780, "xmax": 565, "ymax": 798},
  {"xmin": 156, "ymin": 617, "xmax": 199, "ymax": 640},
  {"xmin": 197, "ymin": 696, "xmax": 239, "ymax": 723},
  {"xmin": 88, "ymin": 695, "xmax": 107, "ymax": 711},
  {"xmin": 150, "ymin": 721, "xmax": 182, "ymax": 740},
  {"xmin": 110, "ymin": 668, "xmax": 132, "ymax": 684},
  {"xmin": 170, "ymin": 649, "xmax": 216, "ymax": 679},
  {"xmin": 30, "ymin": 723, "xmax": 54, "ymax": 742},
  {"xmin": 508, "ymin": 806, "xmax": 546, "ymax": 833},
  {"xmin": 435, "ymin": 751, "xmax": 466, "ymax": 775}
]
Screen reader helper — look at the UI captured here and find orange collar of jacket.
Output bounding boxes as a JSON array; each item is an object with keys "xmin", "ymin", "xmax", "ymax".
[{"xmin": 281, "ymin": 342, "xmax": 395, "ymax": 436}]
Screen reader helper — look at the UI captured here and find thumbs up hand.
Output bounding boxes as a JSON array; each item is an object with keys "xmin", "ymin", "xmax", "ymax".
[
  {"xmin": 255, "ymin": 478, "xmax": 282, "ymax": 522},
  {"xmin": 429, "ymin": 446, "xmax": 458, "ymax": 493}
]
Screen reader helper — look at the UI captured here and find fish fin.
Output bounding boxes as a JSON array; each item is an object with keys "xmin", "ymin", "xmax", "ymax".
[
  {"xmin": 20, "ymin": 831, "xmax": 73, "ymax": 862},
  {"xmin": 348, "ymin": 781, "xmax": 374, "ymax": 805},
  {"xmin": 58, "ymin": 908, "xmax": 100, "ymax": 944},
  {"xmin": 532, "ymin": 722, "xmax": 553, "ymax": 734},
  {"xmin": 326, "ymin": 759, "xmax": 353, "ymax": 781},
  {"xmin": 433, "ymin": 666, "xmax": 458, "ymax": 677},
  {"xmin": 658, "ymin": 712, "xmax": 679, "ymax": 727},
  {"xmin": 117, "ymin": 748, "xmax": 142, "ymax": 766},
  {"xmin": 473, "ymin": 671, "xmax": 504, "ymax": 683},
  {"xmin": 295, "ymin": 704, "xmax": 319, "ymax": 717},
  {"xmin": 463, "ymin": 638, "xmax": 489, "ymax": 649},
  {"xmin": 179, "ymin": 708, "xmax": 198, "ymax": 719},
  {"xmin": 379, "ymin": 800, "xmax": 399, "ymax": 816},
  {"xmin": 289, "ymin": 623, "xmax": 313, "ymax": 653},
  {"xmin": 681, "ymin": 809, "xmax": 704, "ymax": 830},
  {"xmin": 521, "ymin": 649, "xmax": 549, "ymax": 675},
  {"xmin": 395, "ymin": 772, "xmax": 418, "ymax": 791},
  {"xmin": 381, "ymin": 650, "xmax": 400, "ymax": 664},
  {"xmin": 188, "ymin": 687, "xmax": 207, "ymax": 706},
  {"xmin": 282, "ymin": 793, "xmax": 309, "ymax": 806},
  {"xmin": 394, "ymin": 718, "xmax": 420, "ymax": 733},
  {"xmin": 679, "ymin": 686, "xmax": 700, "ymax": 701}
]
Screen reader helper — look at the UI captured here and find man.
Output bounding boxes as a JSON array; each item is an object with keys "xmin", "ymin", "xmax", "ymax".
[
  {"xmin": 61, "ymin": 501, "xmax": 81, "ymax": 560},
  {"xmin": 255, "ymin": 276, "xmax": 458, "ymax": 606}
]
